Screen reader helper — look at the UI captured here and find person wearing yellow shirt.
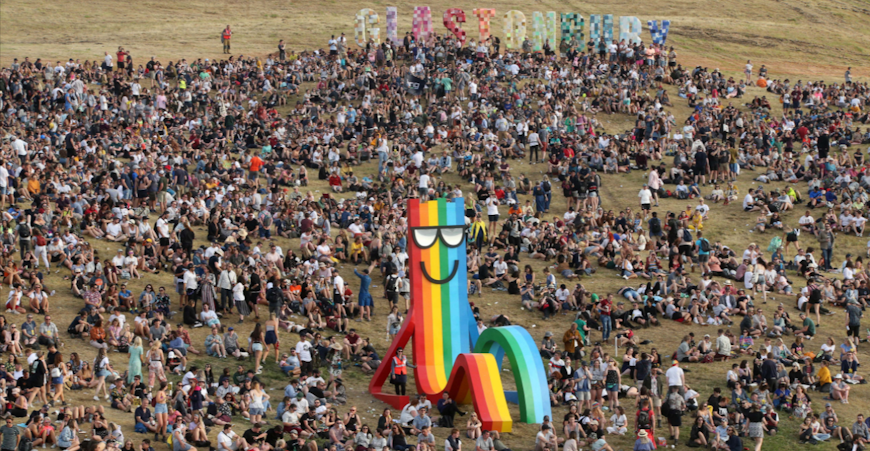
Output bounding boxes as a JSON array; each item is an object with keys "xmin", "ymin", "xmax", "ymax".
[
  {"xmin": 26, "ymin": 176, "xmax": 41, "ymax": 197},
  {"xmin": 817, "ymin": 360, "xmax": 832, "ymax": 393},
  {"xmin": 469, "ymin": 215, "xmax": 487, "ymax": 250}
]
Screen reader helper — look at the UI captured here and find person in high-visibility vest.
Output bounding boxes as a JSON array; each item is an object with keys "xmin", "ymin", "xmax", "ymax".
[
  {"xmin": 221, "ymin": 25, "xmax": 233, "ymax": 54},
  {"xmin": 390, "ymin": 347, "xmax": 416, "ymax": 395}
]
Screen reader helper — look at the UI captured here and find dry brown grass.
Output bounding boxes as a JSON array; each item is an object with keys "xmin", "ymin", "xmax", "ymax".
[{"xmin": 2, "ymin": 0, "xmax": 870, "ymax": 79}]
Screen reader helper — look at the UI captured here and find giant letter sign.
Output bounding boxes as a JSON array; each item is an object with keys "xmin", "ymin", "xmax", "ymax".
[
  {"xmin": 354, "ymin": 8, "xmax": 380, "ymax": 47},
  {"xmin": 412, "ymin": 6, "xmax": 434, "ymax": 42},
  {"xmin": 531, "ymin": 11, "xmax": 557, "ymax": 52},
  {"xmin": 386, "ymin": 7, "xmax": 400, "ymax": 45},
  {"xmin": 503, "ymin": 10, "xmax": 527, "ymax": 50},
  {"xmin": 560, "ymin": 13, "xmax": 585, "ymax": 43},
  {"xmin": 443, "ymin": 8, "xmax": 467, "ymax": 45},
  {"xmin": 619, "ymin": 16, "xmax": 642, "ymax": 45},
  {"xmin": 647, "ymin": 19, "xmax": 671, "ymax": 45},
  {"xmin": 472, "ymin": 8, "xmax": 496, "ymax": 42}
]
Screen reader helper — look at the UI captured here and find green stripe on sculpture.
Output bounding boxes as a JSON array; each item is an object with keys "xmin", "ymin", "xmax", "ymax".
[{"xmin": 473, "ymin": 326, "xmax": 551, "ymax": 423}]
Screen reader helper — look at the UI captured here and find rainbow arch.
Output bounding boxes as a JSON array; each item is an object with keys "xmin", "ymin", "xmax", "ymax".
[{"xmin": 473, "ymin": 327, "xmax": 552, "ymax": 424}]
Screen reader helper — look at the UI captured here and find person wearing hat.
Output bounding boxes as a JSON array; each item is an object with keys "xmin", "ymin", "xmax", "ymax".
[
  {"xmin": 540, "ymin": 332, "xmax": 556, "ymax": 359},
  {"xmin": 830, "ymin": 373, "xmax": 850, "ymax": 403},
  {"xmin": 389, "ymin": 347, "xmax": 416, "ymax": 396},
  {"xmin": 634, "ymin": 429, "xmax": 654, "ymax": 451}
]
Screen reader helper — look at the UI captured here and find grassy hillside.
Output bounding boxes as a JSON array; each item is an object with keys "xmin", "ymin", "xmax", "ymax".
[{"xmin": 2, "ymin": 0, "xmax": 869, "ymax": 79}]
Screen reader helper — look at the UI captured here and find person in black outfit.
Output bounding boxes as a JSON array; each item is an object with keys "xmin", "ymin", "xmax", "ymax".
[
  {"xmin": 243, "ymin": 423, "xmax": 267, "ymax": 448},
  {"xmin": 29, "ymin": 352, "xmax": 48, "ymax": 406},
  {"xmin": 436, "ymin": 392, "xmax": 465, "ymax": 427},
  {"xmin": 760, "ymin": 353, "xmax": 779, "ymax": 392}
]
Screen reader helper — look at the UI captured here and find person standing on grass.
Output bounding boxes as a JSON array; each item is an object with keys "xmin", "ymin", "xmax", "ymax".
[
  {"xmin": 1, "ymin": 415, "xmax": 20, "ymax": 451},
  {"xmin": 390, "ymin": 347, "xmax": 416, "ymax": 396},
  {"xmin": 639, "ymin": 184, "xmax": 652, "ymax": 220},
  {"xmin": 818, "ymin": 224, "xmax": 835, "ymax": 273},
  {"xmin": 221, "ymin": 25, "xmax": 233, "ymax": 54},
  {"xmin": 354, "ymin": 261, "xmax": 376, "ymax": 322},
  {"xmin": 845, "ymin": 298, "xmax": 862, "ymax": 348}
]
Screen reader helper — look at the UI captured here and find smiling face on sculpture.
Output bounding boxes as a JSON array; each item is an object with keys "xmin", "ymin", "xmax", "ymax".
[{"xmin": 411, "ymin": 224, "xmax": 465, "ymax": 284}]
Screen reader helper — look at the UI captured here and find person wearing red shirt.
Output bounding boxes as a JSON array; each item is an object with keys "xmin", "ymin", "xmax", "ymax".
[
  {"xmin": 328, "ymin": 174, "xmax": 343, "ymax": 192},
  {"xmin": 116, "ymin": 47, "xmax": 128, "ymax": 75},
  {"xmin": 796, "ymin": 125, "xmax": 809, "ymax": 142}
]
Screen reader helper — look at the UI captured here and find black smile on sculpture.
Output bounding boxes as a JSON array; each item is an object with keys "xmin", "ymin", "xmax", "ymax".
[{"xmin": 419, "ymin": 260, "xmax": 459, "ymax": 284}]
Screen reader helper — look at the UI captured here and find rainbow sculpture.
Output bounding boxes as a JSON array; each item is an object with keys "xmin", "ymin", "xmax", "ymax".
[{"xmin": 369, "ymin": 197, "xmax": 550, "ymax": 432}]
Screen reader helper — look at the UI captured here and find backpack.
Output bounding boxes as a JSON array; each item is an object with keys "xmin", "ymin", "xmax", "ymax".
[
  {"xmin": 18, "ymin": 437, "xmax": 32, "ymax": 451},
  {"xmin": 682, "ymin": 229, "xmax": 692, "ymax": 242},
  {"xmin": 649, "ymin": 218, "xmax": 662, "ymax": 234},
  {"xmin": 699, "ymin": 238, "xmax": 711, "ymax": 253},
  {"xmin": 385, "ymin": 275, "xmax": 398, "ymax": 293},
  {"xmin": 19, "ymin": 224, "xmax": 31, "ymax": 238},
  {"xmin": 637, "ymin": 409, "xmax": 652, "ymax": 430},
  {"xmin": 266, "ymin": 286, "xmax": 282, "ymax": 304}
]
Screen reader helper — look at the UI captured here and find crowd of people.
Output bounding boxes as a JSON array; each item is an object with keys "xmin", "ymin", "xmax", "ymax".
[{"xmin": 0, "ymin": 20, "xmax": 868, "ymax": 451}]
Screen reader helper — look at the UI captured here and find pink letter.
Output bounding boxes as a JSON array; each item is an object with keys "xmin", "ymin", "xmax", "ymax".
[
  {"xmin": 443, "ymin": 8, "xmax": 467, "ymax": 46},
  {"xmin": 412, "ymin": 6, "xmax": 433, "ymax": 43}
]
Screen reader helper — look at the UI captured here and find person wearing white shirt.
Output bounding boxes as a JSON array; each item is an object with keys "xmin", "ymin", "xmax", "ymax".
[
  {"xmin": 527, "ymin": 131, "xmax": 541, "ymax": 163},
  {"xmin": 493, "ymin": 258, "xmax": 507, "ymax": 278},
  {"xmin": 695, "ymin": 200, "xmax": 711, "ymax": 218},
  {"xmin": 665, "ymin": 361, "xmax": 685, "ymax": 389},
  {"xmin": 743, "ymin": 193, "xmax": 758, "ymax": 211},
  {"xmin": 218, "ymin": 267, "xmax": 237, "ymax": 313},
  {"xmin": 200, "ymin": 305, "xmax": 220, "ymax": 327},
  {"xmin": 11, "ymin": 138, "xmax": 27, "ymax": 160},
  {"xmin": 555, "ymin": 286, "xmax": 570, "ymax": 305},
  {"xmin": 112, "ymin": 250, "xmax": 125, "ymax": 268},
  {"xmin": 204, "ymin": 242, "xmax": 222, "ymax": 259},
  {"xmin": 105, "ymin": 218, "xmax": 126, "ymax": 241},
  {"xmin": 799, "ymin": 212, "xmax": 815, "ymax": 230},
  {"xmin": 0, "ymin": 163, "xmax": 9, "ymax": 205},
  {"xmin": 638, "ymin": 185, "xmax": 653, "ymax": 218},
  {"xmin": 418, "ymin": 171, "xmax": 431, "ymax": 200},
  {"xmin": 295, "ymin": 336, "xmax": 313, "ymax": 373},
  {"xmin": 333, "ymin": 271, "xmax": 345, "ymax": 303},
  {"xmin": 485, "ymin": 196, "xmax": 500, "ymax": 234},
  {"xmin": 217, "ymin": 425, "xmax": 248, "ymax": 451},
  {"xmin": 182, "ymin": 265, "xmax": 198, "ymax": 306},
  {"xmin": 108, "ymin": 310, "xmax": 126, "ymax": 329},
  {"xmin": 564, "ymin": 209, "xmax": 577, "ymax": 223}
]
